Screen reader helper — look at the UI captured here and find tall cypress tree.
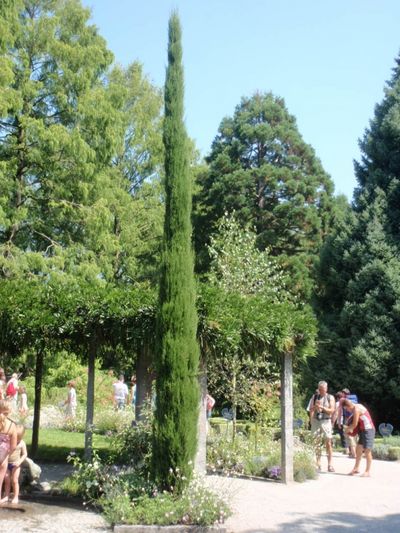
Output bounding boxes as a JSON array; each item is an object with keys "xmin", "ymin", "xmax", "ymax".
[{"xmin": 152, "ymin": 12, "xmax": 199, "ymax": 492}]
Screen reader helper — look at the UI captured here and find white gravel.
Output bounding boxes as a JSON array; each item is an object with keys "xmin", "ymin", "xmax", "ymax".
[
  {"xmin": 207, "ymin": 452, "xmax": 400, "ymax": 532},
  {"xmin": 1, "ymin": 453, "xmax": 399, "ymax": 532},
  {"xmin": 0, "ymin": 501, "xmax": 111, "ymax": 532}
]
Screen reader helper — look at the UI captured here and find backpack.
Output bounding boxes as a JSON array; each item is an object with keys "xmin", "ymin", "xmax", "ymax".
[
  {"xmin": 313, "ymin": 393, "xmax": 334, "ymax": 420},
  {"xmin": 6, "ymin": 381, "xmax": 16, "ymax": 397}
]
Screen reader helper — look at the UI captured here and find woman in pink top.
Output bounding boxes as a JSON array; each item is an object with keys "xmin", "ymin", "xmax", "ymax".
[{"xmin": 343, "ymin": 398, "xmax": 375, "ymax": 477}]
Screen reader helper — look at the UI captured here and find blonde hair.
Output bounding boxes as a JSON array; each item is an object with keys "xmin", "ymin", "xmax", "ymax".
[{"xmin": 0, "ymin": 399, "xmax": 12, "ymax": 432}]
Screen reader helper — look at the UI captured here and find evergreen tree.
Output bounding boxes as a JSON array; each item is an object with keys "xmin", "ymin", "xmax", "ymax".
[
  {"xmin": 152, "ymin": 13, "xmax": 199, "ymax": 492},
  {"xmin": 313, "ymin": 53, "xmax": 400, "ymax": 421},
  {"xmin": 194, "ymin": 92, "xmax": 335, "ymax": 298}
]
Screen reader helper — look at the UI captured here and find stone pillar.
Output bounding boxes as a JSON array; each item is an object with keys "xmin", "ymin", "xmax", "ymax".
[
  {"xmin": 195, "ymin": 357, "xmax": 207, "ymax": 474},
  {"xmin": 281, "ymin": 351, "xmax": 294, "ymax": 483}
]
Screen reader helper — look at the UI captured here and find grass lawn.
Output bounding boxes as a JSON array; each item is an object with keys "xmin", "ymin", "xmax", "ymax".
[{"xmin": 25, "ymin": 428, "xmax": 112, "ymax": 462}]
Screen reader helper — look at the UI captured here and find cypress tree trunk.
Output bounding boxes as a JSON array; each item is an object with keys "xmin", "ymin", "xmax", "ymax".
[
  {"xmin": 135, "ymin": 340, "xmax": 154, "ymax": 422},
  {"xmin": 152, "ymin": 12, "xmax": 200, "ymax": 492}
]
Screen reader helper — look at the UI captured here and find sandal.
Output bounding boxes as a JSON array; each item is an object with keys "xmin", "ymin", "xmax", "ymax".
[
  {"xmin": 348, "ymin": 470, "xmax": 360, "ymax": 476},
  {"xmin": 328, "ymin": 465, "xmax": 335, "ymax": 472}
]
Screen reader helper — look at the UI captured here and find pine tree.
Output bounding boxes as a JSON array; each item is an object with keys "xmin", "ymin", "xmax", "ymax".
[
  {"xmin": 194, "ymin": 92, "xmax": 335, "ymax": 298},
  {"xmin": 152, "ymin": 13, "xmax": 199, "ymax": 492},
  {"xmin": 313, "ymin": 52, "xmax": 400, "ymax": 421}
]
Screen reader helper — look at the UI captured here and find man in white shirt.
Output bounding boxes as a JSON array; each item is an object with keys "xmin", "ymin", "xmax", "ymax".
[{"xmin": 113, "ymin": 375, "xmax": 129, "ymax": 410}]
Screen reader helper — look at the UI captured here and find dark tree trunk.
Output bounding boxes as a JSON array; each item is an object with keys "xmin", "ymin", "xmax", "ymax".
[
  {"xmin": 135, "ymin": 340, "xmax": 153, "ymax": 421},
  {"xmin": 84, "ymin": 338, "xmax": 96, "ymax": 461},
  {"xmin": 31, "ymin": 349, "xmax": 44, "ymax": 459}
]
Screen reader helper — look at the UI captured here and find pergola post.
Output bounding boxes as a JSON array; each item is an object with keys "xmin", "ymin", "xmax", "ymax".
[
  {"xmin": 281, "ymin": 351, "xmax": 294, "ymax": 483},
  {"xmin": 195, "ymin": 357, "xmax": 207, "ymax": 474}
]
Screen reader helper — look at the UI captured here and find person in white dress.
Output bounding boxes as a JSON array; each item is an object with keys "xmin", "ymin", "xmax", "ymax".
[{"xmin": 64, "ymin": 380, "xmax": 77, "ymax": 420}]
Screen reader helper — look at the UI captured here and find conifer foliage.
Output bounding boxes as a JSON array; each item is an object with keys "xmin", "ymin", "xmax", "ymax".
[
  {"xmin": 193, "ymin": 92, "xmax": 334, "ymax": 298},
  {"xmin": 152, "ymin": 13, "xmax": 199, "ymax": 492},
  {"xmin": 314, "ymin": 53, "xmax": 400, "ymax": 421}
]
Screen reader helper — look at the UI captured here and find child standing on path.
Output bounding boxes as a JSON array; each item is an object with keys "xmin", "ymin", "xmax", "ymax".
[
  {"xmin": 0, "ymin": 400, "xmax": 17, "ymax": 504},
  {"xmin": 4, "ymin": 424, "xmax": 27, "ymax": 504}
]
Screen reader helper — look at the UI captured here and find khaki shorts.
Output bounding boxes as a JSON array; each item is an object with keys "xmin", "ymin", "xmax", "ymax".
[{"xmin": 311, "ymin": 418, "xmax": 333, "ymax": 440}]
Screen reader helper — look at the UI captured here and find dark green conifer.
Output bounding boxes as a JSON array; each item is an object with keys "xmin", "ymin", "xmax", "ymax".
[
  {"xmin": 313, "ymin": 52, "xmax": 400, "ymax": 421},
  {"xmin": 152, "ymin": 12, "xmax": 199, "ymax": 492}
]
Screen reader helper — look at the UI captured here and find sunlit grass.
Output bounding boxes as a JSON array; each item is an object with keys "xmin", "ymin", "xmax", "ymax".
[{"xmin": 25, "ymin": 428, "xmax": 112, "ymax": 462}]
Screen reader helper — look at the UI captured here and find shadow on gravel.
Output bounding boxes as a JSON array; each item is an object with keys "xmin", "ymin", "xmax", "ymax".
[{"xmin": 242, "ymin": 512, "xmax": 400, "ymax": 533}]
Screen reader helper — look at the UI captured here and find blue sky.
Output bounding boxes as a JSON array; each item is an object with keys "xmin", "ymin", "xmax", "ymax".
[{"xmin": 84, "ymin": 1, "xmax": 400, "ymax": 200}]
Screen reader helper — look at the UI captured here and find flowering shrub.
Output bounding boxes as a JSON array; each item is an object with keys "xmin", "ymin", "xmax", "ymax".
[
  {"xmin": 63, "ymin": 452, "xmax": 230, "ymax": 526},
  {"xmin": 267, "ymin": 465, "xmax": 281, "ymax": 479},
  {"xmin": 373, "ymin": 444, "xmax": 400, "ymax": 461},
  {"xmin": 109, "ymin": 418, "xmax": 152, "ymax": 471},
  {"xmin": 207, "ymin": 431, "xmax": 316, "ymax": 482},
  {"xmin": 100, "ymin": 473, "xmax": 231, "ymax": 526},
  {"xmin": 66, "ymin": 451, "xmax": 113, "ymax": 502}
]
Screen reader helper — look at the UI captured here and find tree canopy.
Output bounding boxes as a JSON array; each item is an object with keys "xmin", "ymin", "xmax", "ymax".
[
  {"xmin": 313, "ymin": 52, "xmax": 400, "ymax": 421},
  {"xmin": 194, "ymin": 92, "xmax": 335, "ymax": 298}
]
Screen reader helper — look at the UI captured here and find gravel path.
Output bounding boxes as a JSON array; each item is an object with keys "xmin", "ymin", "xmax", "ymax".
[
  {"xmin": 0, "ymin": 501, "xmax": 111, "ymax": 532},
  {"xmin": 1, "ymin": 453, "xmax": 399, "ymax": 532},
  {"xmin": 0, "ymin": 462, "xmax": 111, "ymax": 532},
  {"xmin": 208, "ymin": 452, "xmax": 400, "ymax": 532}
]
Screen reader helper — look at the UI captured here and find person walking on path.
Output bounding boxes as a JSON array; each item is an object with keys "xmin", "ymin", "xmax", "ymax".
[
  {"xmin": 18, "ymin": 386, "xmax": 28, "ymax": 417},
  {"xmin": 343, "ymin": 398, "xmax": 375, "ymax": 477},
  {"xmin": 309, "ymin": 380, "xmax": 336, "ymax": 472},
  {"xmin": 113, "ymin": 375, "xmax": 129, "ymax": 410},
  {"xmin": 0, "ymin": 400, "xmax": 17, "ymax": 504},
  {"xmin": 64, "ymin": 380, "xmax": 77, "ymax": 420}
]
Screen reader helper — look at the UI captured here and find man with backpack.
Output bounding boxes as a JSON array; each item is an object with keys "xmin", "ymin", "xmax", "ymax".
[{"xmin": 309, "ymin": 380, "xmax": 336, "ymax": 472}]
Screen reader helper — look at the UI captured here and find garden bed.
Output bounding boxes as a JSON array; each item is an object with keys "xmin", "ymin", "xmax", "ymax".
[{"xmin": 114, "ymin": 526, "xmax": 225, "ymax": 533}]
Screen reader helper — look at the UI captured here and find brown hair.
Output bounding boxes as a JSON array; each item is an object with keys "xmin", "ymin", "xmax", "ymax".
[
  {"xmin": 67, "ymin": 380, "xmax": 76, "ymax": 387},
  {"xmin": 342, "ymin": 398, "xmax": 355, "ymax": 408}
]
